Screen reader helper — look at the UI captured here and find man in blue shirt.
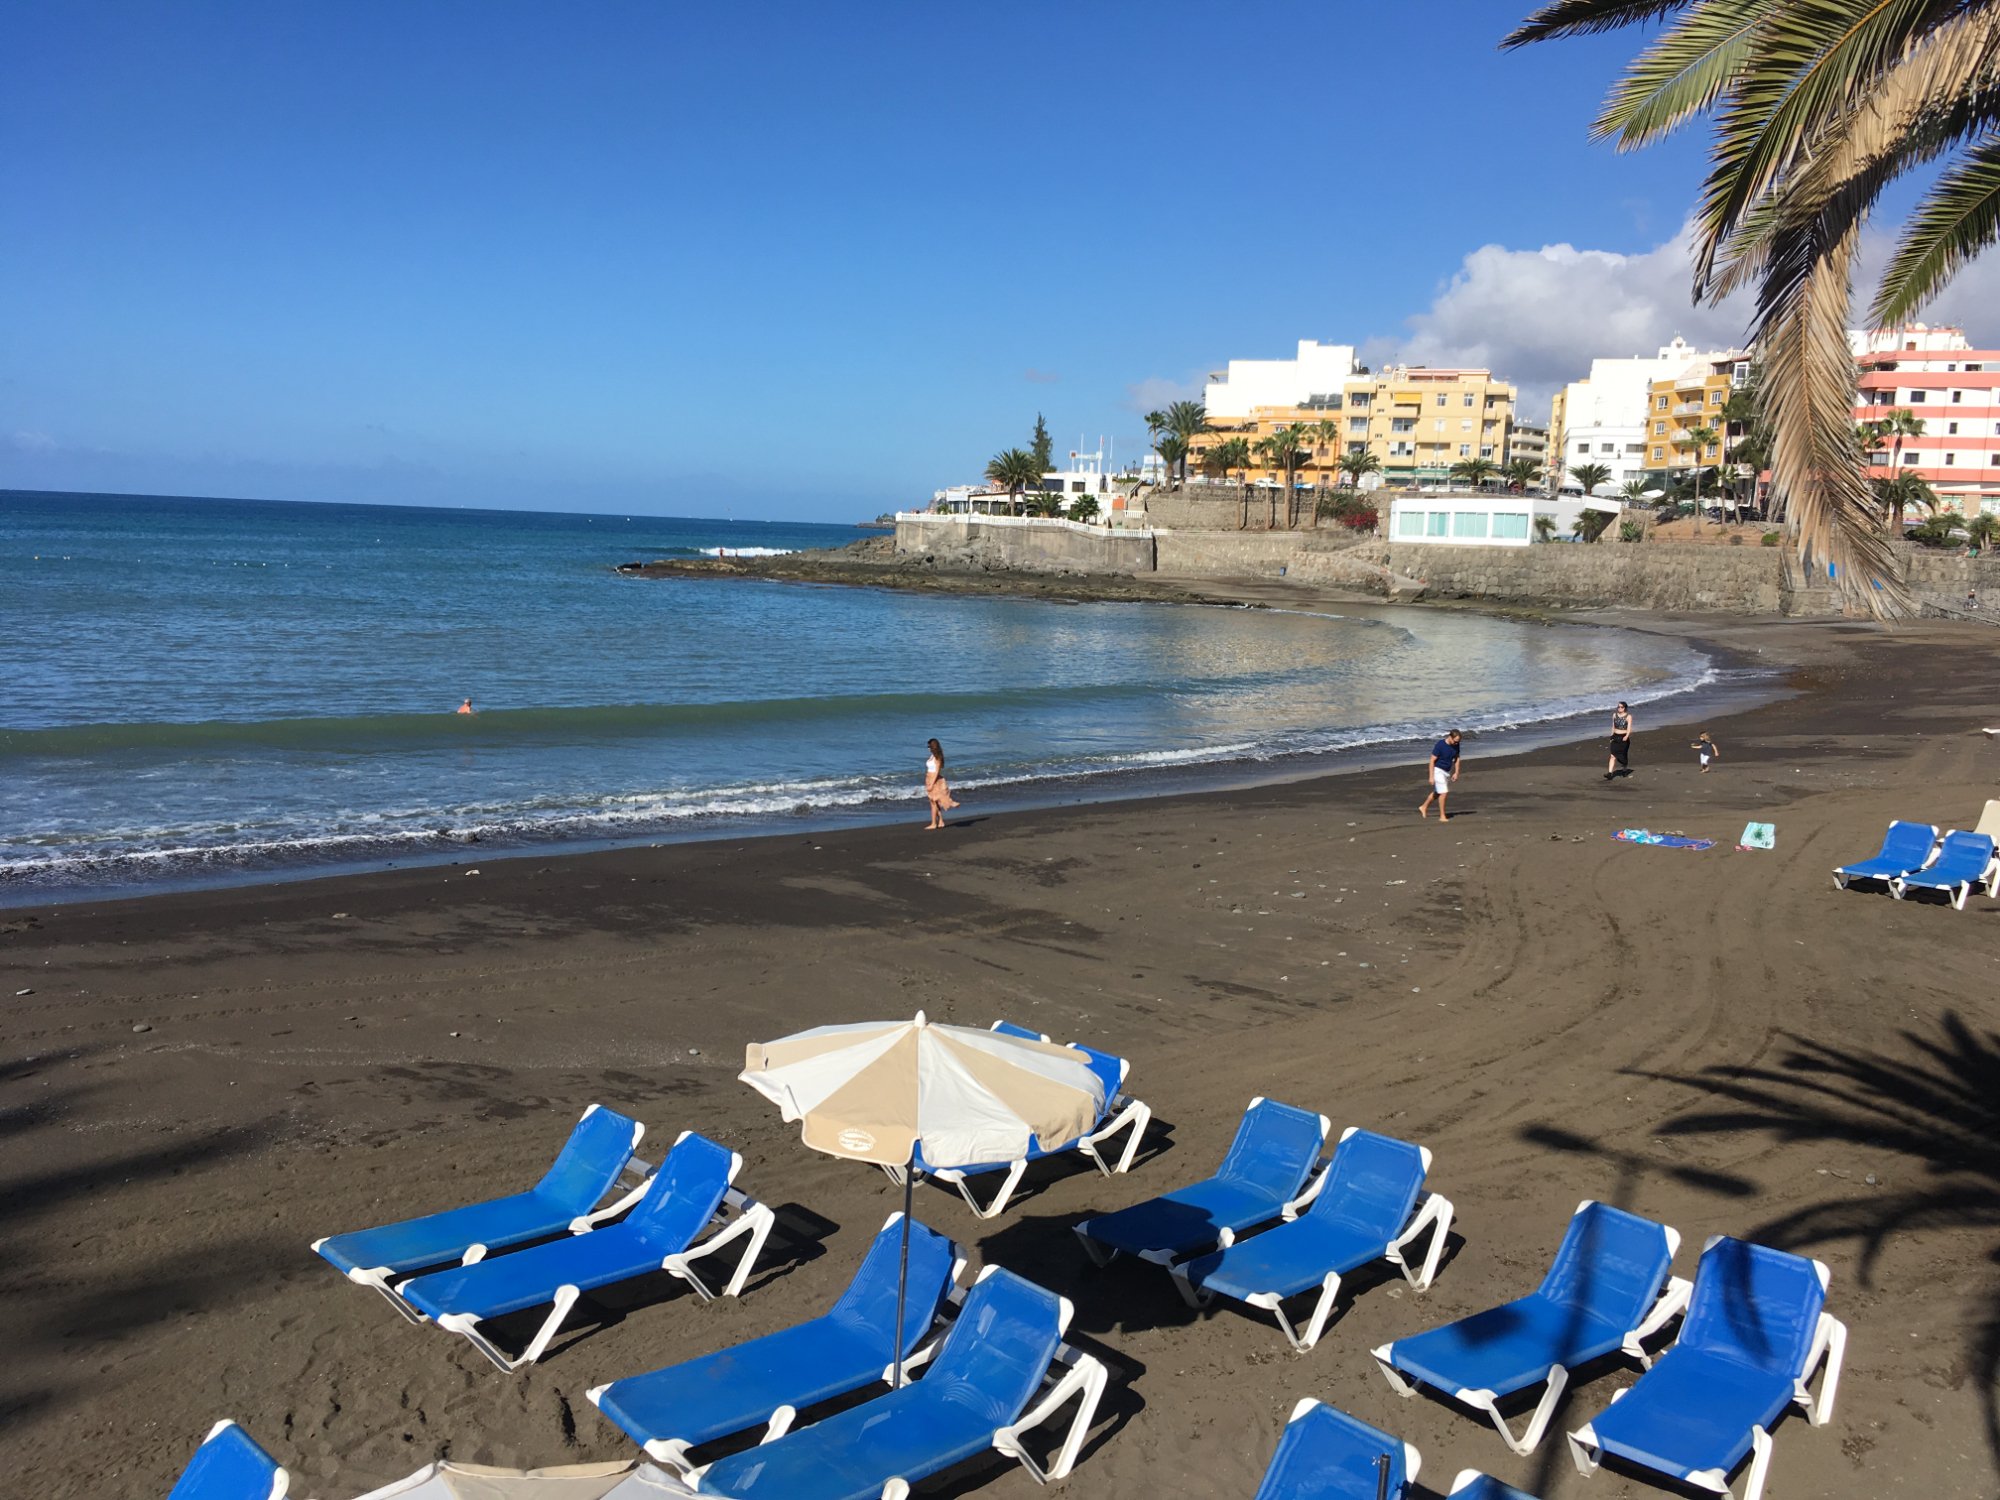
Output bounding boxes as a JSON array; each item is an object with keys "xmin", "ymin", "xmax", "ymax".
[{"xmin": 1419, "ymin": 729, "xmax": 1463, "ymax": 822}]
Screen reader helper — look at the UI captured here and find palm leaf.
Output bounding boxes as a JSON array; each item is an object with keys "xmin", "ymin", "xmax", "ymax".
[
  {"xmin": 1872, "ymin": 135, "xmax": 2000, "ymax": 322},
  {"xmin": 1595, "ymin": 0, "xmax": 1770, "ymax": 145},
  {"xmin": 1503, "ymin": 0, "xmax": 1695, "ymax": 48}
]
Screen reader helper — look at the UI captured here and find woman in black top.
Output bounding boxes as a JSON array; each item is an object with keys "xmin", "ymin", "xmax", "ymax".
[{"xmin": 1604, "ymin": 701, "xmax": 1633, "ymax": 779}]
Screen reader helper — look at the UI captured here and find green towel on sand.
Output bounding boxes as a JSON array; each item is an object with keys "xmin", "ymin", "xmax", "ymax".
[{"xmin": 1739, "ymin": 821, "xmax": 1775, "ymax": 850}]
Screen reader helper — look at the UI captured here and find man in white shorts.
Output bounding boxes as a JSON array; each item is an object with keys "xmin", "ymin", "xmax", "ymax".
[{"xmin": 1419, "ymin": 729, "xmax": 1463, "ymax": 821}]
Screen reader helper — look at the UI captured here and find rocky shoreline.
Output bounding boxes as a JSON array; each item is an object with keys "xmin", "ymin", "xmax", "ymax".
[{"xmin": 616, "ymin": 535, "xmax": 1228, "ymax": 606}]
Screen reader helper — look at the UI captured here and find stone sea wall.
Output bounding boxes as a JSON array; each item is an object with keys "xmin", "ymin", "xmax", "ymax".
[
  {"xmin": 1387, "ymin": 541, "xmax": 1808, "ymax": 615},
  {"xmin": 894, "ymin": 513, "xmax": 1155, "ymax": 573}
]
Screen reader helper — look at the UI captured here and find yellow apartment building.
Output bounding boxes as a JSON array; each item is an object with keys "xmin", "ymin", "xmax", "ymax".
[
  {"xmin": 1186, "ymin": 366, "xmax": 1517, "ymax": 486},
  {"xmin": 1641, "ymin": 353, "xmax": 1745, "ymax": 478}
]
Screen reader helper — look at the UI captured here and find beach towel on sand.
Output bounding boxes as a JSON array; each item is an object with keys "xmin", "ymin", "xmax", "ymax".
[
  {"xmin": 1615, "ymin": 829, "xmax": 1715, "ymax": 851},
  {"xmin": 1738, "ymin": 821, "xmax": 1776, "ymax": 850}
]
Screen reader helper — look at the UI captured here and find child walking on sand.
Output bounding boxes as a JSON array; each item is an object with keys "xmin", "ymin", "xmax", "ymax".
[
  {"xmin": 923, "ymin": 737, "xmax": 961, "ymax": 830},
  {"xmin": 1691, "ymin": 732, "xmax": 1720, "ymax": 772}
]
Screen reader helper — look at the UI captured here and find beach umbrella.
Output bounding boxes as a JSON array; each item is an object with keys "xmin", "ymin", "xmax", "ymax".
[
  {"xmin": 740, "ymin": 1010, "xmax": 1104, "ymax": 1384},
  {"xmin": 348, "ymin": 1457, "xmax": 696, "ymax": 1499}
]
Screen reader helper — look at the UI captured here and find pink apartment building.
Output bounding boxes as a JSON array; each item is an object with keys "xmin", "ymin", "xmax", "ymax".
[{"xmin": 1852, "ymin": 324, "xmax": 2000, "ymax": 517}]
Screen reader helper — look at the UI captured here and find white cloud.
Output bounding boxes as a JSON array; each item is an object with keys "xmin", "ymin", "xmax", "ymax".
[
  {"xmin": 1023, "ymin": 368, "xmax": 1061, "ymax": 385},
  {"xmin": 10, "ymin": 429, "xmax": 57, "ymax": 452},
  {"xmin": 1370, "ymin": 222, "xmax": 2000, "ymax": 424},
  {"xmin": 1365, "ymin": 225, "xmax": 1755, "ymax": 422},
  {"xmin": 1124, "ymin": 374, "xmax": 1205, "ymax": 415}
]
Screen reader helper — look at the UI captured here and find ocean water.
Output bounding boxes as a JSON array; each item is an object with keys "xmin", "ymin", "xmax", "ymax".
[{"xmin": 2, "ymin": 491, "xmax": 1720, "ymax": 900}]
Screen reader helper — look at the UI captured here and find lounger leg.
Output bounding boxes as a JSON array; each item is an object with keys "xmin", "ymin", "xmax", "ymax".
[
  {"xmin": 640, "ymin": 1438, "xmax": 696, "ymax": 1478},
  {"xmin": 1386, "ymin": 1194, "xmax": 1454, "ymax": 1291},
  {"xmin": 1800, "ymin": 1314, "xmax": 1847, "ymax": 1425},
  {"xmin": 1621, "ymin": 1275, "xmax": 1693, "ymax": 1369},
  {"xmin": 950, "ymin": 1159, "xmax": 1029, "ymax": 1219},
  {"xmin": 1371, "ymin": 1345, "xmax": 1417, "ymax": 1398},
  {"xmin": 1740, "ymin": 1426, "xmax": 1775, "ymax": 1500},
  {"xmin": 1253, "ymin": 1272, "xmax": 1342, "ymax": 1353},
  {"xmin": 438, "ymin": 1284, "xmax": 579, "ymax": 1373},
  {"xmin": 1167, "ymin": 1260, "xmax": 1214, "ymax": 1309},
  {"xmin": 993, "ymin": 1349, "xmax": 1109, "ymax": 1484},
  {"xmin": 1484, "ymin": 1365, "xmax": 1567, "ymax": 1457},
  {"xmin": 1076, "ymin": 1099, "xmax": 1152, "ymax": 1177},
  {"xmin": 344, "ymin": 1265, "xmax": 432, "ymax": 1325},
  {"xmin": 1567, "ymin": 1421, "xmax": 1602, "ymax": 1479},
  {"xmin": 663, "ymin": 1198, "xmax": 776, "ymax": 1300},
  {"xmin": 1073, "ymin": 1225, "xmax": 1115, "ymax": 1268}
]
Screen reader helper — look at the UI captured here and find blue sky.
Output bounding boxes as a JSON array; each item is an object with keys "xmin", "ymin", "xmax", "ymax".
[{"xmin": 4, "ymin": 3, "xmax": 1744, "ymax": 519}]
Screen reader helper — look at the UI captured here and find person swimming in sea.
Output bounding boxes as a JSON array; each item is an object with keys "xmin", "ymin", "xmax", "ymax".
[{"xmin": 456, "ymin": 698, "xmax": 476, "ymax": 715}]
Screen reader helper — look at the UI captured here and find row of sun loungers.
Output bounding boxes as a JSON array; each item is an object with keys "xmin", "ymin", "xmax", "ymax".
[
  {"xmin": 263, "ymin": 1073, "xmax": 1842, "ymax": 1500},
  {"xmin": 1833, "ymin": 818, "xmax": 1999, "ymax": 908}
]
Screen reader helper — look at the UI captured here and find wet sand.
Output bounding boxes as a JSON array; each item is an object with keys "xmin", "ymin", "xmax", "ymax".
[{"xmin": 3, "ymin": 613, "xmax": 1997, "ymax": 1499}]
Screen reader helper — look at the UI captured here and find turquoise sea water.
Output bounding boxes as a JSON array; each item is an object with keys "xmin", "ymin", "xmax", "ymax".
[{"xmin": 1, "ymin": 490, "xmax": 1720, "ymax": 899}]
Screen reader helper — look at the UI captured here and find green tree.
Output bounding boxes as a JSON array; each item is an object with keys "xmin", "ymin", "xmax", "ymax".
[
  {"xmin": 1532, "ymin": 514, "xmax": 1558, "ymax": 542},
  {"xmin": 1569, "ymin": 461, "xmax": 1612, "ymax": 496},
  {"xmin": 1338, "ymin": 450, "xmax": 1382, "ymax": 489},
  {"xmin": 1256, "ymin": 424, "xmax": 1311, "ymax": 527},
  {"xmin": 1869, "ymin": 409, "xmax": 1929, "ymax": 528},
  {"xmin": 984, "ymin": 447, "xmax": 1043, "ymax": 513},
  {"xmin": 1574, "ymin": 507, "xmax": 1614, "ymax": 544},
  {"xmin": 1030, "ymin": 413, "xmax": 1053, "ymax": 475},
  {"xmin": 1504, "ymin": 2, "xmax": 2000, "ymax": 613},
  {"xmin": 1503, "ymin": 456, "xmax": 1544, "ymax": 493},
  {"xmin": 1963, "ymin": 512, "xmax": 2000, "ymax": 552},
  {"xmin": 1450, "ymin": 456, "xmax": 1498, "ymax": 490},
  {"xmin": 1163, "ymin": 400, "xmax": 1208, "ymax": 485},
  {"xmin": 1619, "ymin": 478, "xmax": 1652, "ymax": 505},
  {"xmin": 1068, "ymin": 494, "xmax": 1100, "ymax": 524},
  {"xmin": 1874, "ymin": 471, "xmax": 1941, "ymax": 534},
  {"xmin": 1682, "ymin": 424, "xmax": 1721, "ymax": 525},
  {"xmin": 1309, "ymin": 418, "xmax": 1346, "ymax": 492},
  {"xmin": 1156, "ymin": 433, "xmax": 1188, "ymax": 486}
]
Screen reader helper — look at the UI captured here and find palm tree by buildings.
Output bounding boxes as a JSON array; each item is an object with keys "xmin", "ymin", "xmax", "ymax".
[
  {"xmin": 984, "ymin": 448, "xmax": 1043, "ymax": 513},
  {"xmin": 1569, "ymin": 461, "xmax": 1612, "ymax": 497},
  {"xmin": 1532, "ymin": 514, "xmax": 1558, "ymax": 542},
  {"xmin": 1156, "ymin": 434, "xmax": 1188, "ymax": 488},
  {"xmin": 1871, "ymin": 409, "xmax": 1928, "ymax": 528},
  {"xmin": 1875, "ymin": 471, "xmax": 1942, "ymax": 534},
  {"xmin": 1309, "ymin": 419, "xmax": 1345, "ymax": 492},
  {"xmin": 1502, "ymin": 457, "xmax": 1543, "ymax": 493},
  {"xmin": 1504, "ymin": 2, "xmax": 2000, "ymax": 613},
  {"xmin": 1163, "ymin": 400, "xmax": 1208, "ymax": 486},
  {"xmin": 1449, "ymin": 456, "xmax": 1499, "ymax": 490},
  {"xmin": 1684, "ymin": 424, "xmax": 1721, "ymax": 526},
  {"xmin": 1338, "ymin": 450, "xmax": 1382, "ymax": 489},
  {"xmin": 1256, "ymin": 425, "xmax": 1311, "ymax": 528}
]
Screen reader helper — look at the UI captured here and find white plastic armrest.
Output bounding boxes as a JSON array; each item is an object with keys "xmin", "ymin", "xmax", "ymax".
[
  {"xmin": 662, "ymin": 1194, "xmax": 775, "ymax": 1300},
  {"xmin": 572, "ymin": 1174, "xmax": 655, "ymax": 1233},
  {"xmin": 1281, "ymin": 1161, "xmax": 1334, "ymax": 1221},
  {"xmin": 1076, "ymin": 1096, "xmax": 1151, "ymax": 1177},
  {"xmin": 1624, "ymin": 1275, "xmax": 1693, "ymax": 1365},
  {"xmin": 884, "ymin": 1332, "xmax": 946, "ymax": 1384},
  {"xmin": 1385, "ymin": 1192, "xmax": 1453, "ymax": 1290},
  {"xmin": 1801, "ymin": 1313, "xmax": 1847, "ymax": 1425},
  {"xmin": 991, "ymin": 1345, "xmax": 1108, "ymax": 1485}
]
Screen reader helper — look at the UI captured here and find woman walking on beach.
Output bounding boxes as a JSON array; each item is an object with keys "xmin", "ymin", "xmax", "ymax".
[
  {"xmin": 923, "ymin": 737, "xmax": 960, "ymax": 830},
  {"xmin": 1605, "ymin": 701, "xmax": 1634, "ymax": 780}
]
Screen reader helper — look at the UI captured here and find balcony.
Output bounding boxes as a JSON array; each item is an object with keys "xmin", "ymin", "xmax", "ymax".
[{"xmin": 1673, "ymin": 403, "xmax": 1705, "ymax": 416}]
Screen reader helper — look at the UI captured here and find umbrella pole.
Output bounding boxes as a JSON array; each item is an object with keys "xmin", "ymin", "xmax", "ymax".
[{"xmin": 892, "ymin": 1163, "xmax": 913, "ymax": 1388}]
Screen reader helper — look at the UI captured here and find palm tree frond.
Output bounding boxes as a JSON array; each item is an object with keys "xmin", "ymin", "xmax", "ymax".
[
  {"xmin": 1595, "ymin": 0, "xmax": 1769, "ymax": 146},
  {"xmin": 1872, "ymin": 135, "xmax": 2000, "ymax": 325},
  {"xmin": 1503, "ymin": 0, "xmax": 1693, "ymax": 49}
]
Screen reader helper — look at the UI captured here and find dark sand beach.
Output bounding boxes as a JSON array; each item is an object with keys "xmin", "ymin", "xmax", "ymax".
[{"xmin": 4, "ymin": 611, "xmax": 1997, "ymax": 1499}]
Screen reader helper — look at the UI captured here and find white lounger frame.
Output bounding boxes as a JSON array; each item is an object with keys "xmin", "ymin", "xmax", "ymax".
[
  {"xmin": 679, "ymin": 1264, "xmax": 1108, "ymax": 1496},
  {"xmin": 1169, "ymin": 1128, "xmax": 1454, "ymax": 1353},
  {"xmin": 591, "ymin": 1213, "xmax": 970, "ymax": 1478},
  {"xmin": 1372, "ymin": 1203, "xmax": 1690, "ymax": 1456},
  {"xmin": 1283, "ymin": 1399, "xmax": 1421, "ymax": 1494},
  {"xmin": 1566, "ymin": 1251, "xmax": 1847, "ymax": 1500},
  {"xmin": 404, "ymin": 1136, "xmax": 775, "ymax": 1373},
  {"xmin": 1074, "ymin": 1097, "xmax": 1332, "ymax": 1269},
  {"xmin": 311, "ymin": 1104, "xmax": 650, "ymax": 1325},
  {"xmin": 1887, "ymin": 829, "xmax": 2000, "ymax": 910},
  {"xmin": 1831, "ymin": 823, "xmax": 1936, "ymax": 891}
]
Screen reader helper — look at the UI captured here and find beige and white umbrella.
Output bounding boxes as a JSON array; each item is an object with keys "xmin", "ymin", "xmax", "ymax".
[{"xmin": 740, "ymin": 1010, "xmax": 1104, "ymax": 1382}]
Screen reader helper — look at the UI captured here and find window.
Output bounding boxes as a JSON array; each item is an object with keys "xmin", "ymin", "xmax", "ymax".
[
  {"xmin": 1347, "ymin": 442, "xmax": 1367, "ymax": 455},
  {"xmin": 1654, "ymin": 421, "xmax": 1666, "ymax": 435},
  {"xmin": 1601, "ymin": 443, "xmax": 1616, "ymax": 453},
  {"xmin": 1657, "ymin": 396, "xmax": 1669, "ymax": 410},
  {"xmin": 1953, "ymin": 390, "xmax": 1965, "ymax": 403},
  {"xmin": 1967, "ymin": 364, "xmax": 1983, "ymax": 373},
  {"xmin": 1349, "ymin": 417, "xmax": 1368, "ymax": 433},
  {"xmin": 1426, "ymin": 510, "xmax": 1449, "ymax": 536},
  {"xmin": 1711, "ymin": 390, "xmax": 1723, "ymax": 404},
  {"xmin": 1391, "ymin": 418, "xmax": 1415, "ymax": 433},
  {"xmin": 1652, "ymin": 446, "xmax": 1665, "ymax": 461},
  {"xmin": 1460, "ymin": 419, "xmax": 1472, "ymax": 432},
  {"xmin": 1458, "ymin": 443, "xmax": 1471, "ymax": 457},
  {"xmin": 1480, "ymin": 445, "xmax": 1494, "ymax": 458},
  {"xmin": 1945, "ymin": 452, "xmax": 1957, "ymax": 466},
  {"xmin": 1732, "ymin": 360, "xmax": 1751, "ymax": 385},
  {"xmin": 1462, "ymin": 393, "xmax": 1475, "ymax": 407},
  {"xmin": 1903, "ymin": 451, "xmax": 1917, "ymax": 464},
  {"xmin": 1949, "ymin": 422, "xmax": 1960, "ymax": 435},
  {"xmin": 1436, "ymin": 394, "xmax": 1448, "ymax": 407},
  {"xmin": 1492, "ymin": 512, "xmax": 1530, "ymax": 540},
  {"xmin": 1397, "ymin": 509, "xmax": 1425, "ymax": 538},
  {"xmin": 1908, "ymin": 390, "xmax": 1927, "ymax": 402},
  {"xmin": 1453, "ymin": 511, "xmax": 1489, "ymax": 539}
]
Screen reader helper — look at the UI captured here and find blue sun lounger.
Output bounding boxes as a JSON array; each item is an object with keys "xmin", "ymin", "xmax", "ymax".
[
  {"xmin": 1447, "ymin": 1473, "xmax": 1540, "ymax": 1500},
  {"xmin": 687, "ymin": 1267, "xmax": 1108, "ymax": 1500},
  {"xmin": 900, "ymin": 1020, "xmax": 1152, "ymax": 1219},
  {"xmin": 1889, "ymin": 829, "xmax": 1998, "ymax": 909},
  {"xmin": 312, "ymin": 1104, "xmax": 648, "ymax": 1318},
  {"xmin": 1253, "ymin": 1399, "xmax": 1421, "ymax": 1500},
  {"xmin": 1568, "ymin": 1237, "xmax": 1846, "ymax": 1500},
  {"xmin": 1171, "ymin": 1127, "xmax": 1452, "ymax": 1351},
  {"xmin": 169, "ymin": 1421, "xmax": 287, "ymax": 1500},
  {"xmin": 587, "ymin": 1213, "xmax": 964, "ymax": 1473},
  {"xmin": 1373, "ymin": 1201, "xmax": 1688, "ymax": 1454},
  {"xmin": 1831, "ymin": 819, "xmax": 1937, "ymax": 890},
  {"xmin": 1073, "ymin": 1096, "xmax": 1328, "ymax": 1268},
  {"xmin": 398, "ymin": 1131, "xmax": 773, "ymax": 1371}
]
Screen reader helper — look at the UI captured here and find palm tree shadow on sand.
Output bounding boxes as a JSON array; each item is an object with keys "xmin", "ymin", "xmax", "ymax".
[{"xmin": 1530, "ymin": 1010, "xmax": 2000, "ymax": 1479}]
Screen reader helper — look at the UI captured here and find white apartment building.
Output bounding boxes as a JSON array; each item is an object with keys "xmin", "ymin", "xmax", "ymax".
[
  {"xmin": 1203, "ymin": 340, "xmax": 1359, "ymax": 420},
  {"xmin": 1550, "ymin": 336, "xmax": 1743, "ymax": 493}
]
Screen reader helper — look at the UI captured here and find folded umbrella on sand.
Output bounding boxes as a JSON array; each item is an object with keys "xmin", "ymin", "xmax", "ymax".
[{"xmin": 739, "ymin": 1010, "xmax": 1105, "ymax": 1386}]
